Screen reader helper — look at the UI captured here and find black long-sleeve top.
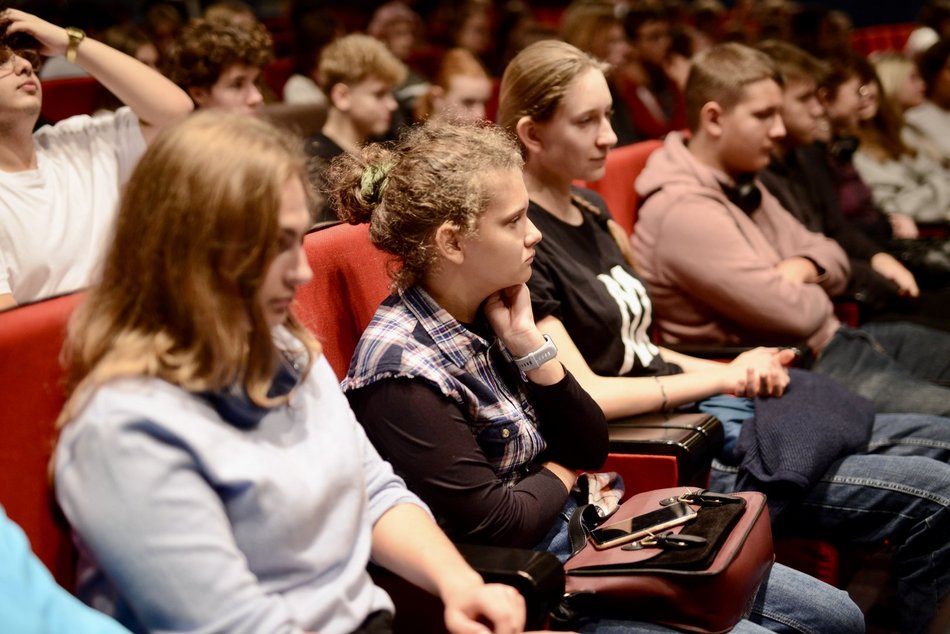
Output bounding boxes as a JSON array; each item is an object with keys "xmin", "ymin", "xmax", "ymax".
[{"xmin": 347, "ymin": 369, "xmax": 607, "ymax": 548}]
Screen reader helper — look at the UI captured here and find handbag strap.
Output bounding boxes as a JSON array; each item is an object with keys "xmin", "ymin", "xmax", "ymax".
[{"xmin": 568, "ymin": 503, "xmax": 605, "ymax": 557}]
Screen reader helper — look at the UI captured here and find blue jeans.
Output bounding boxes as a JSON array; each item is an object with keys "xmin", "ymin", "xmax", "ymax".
[
  {"xmin": 812, "ymin": 322, "xmax": 950, "ymax": 417},
  {"xmin": 709, "ymin": 413, "xmax": 950, "ymax": 634},
  {"xmin": 534, "ymin": 498, "xmax": 863, "ymax": 633}
]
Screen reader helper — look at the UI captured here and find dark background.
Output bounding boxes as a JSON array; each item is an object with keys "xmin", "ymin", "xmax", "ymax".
[{"xmin": 11, "ymin": 0, "xmax": 933, "ymax": 26}]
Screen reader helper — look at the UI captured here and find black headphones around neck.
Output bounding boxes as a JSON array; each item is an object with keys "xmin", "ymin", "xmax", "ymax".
[{"xmin": 719, "ymin": 176, "xmax": 762, "ymax": 215}]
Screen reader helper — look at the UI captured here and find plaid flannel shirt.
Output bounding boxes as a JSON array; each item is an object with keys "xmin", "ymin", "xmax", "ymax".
[{"xmin": 342, "ymin": 286, "xmax": 547, "ymax": 485}]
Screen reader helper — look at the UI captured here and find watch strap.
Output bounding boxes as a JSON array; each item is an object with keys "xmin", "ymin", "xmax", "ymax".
[
  {"xmin": 65, "ymin": 27, "xmax": 85, "ymax": 64},
  {"xmin": 513, "ymin": 334, "xmax": 558, "ymax": 372}
]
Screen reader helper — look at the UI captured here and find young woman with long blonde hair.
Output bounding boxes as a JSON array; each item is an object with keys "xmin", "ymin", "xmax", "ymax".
[{"xmin": 53, "ymin": 111, "xmax": 530, "ymax": 634}]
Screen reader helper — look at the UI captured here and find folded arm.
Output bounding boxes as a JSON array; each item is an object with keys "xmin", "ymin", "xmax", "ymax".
[{"xmin": 656, "ymin": 202, "xmax": 842, "ymax": 341}]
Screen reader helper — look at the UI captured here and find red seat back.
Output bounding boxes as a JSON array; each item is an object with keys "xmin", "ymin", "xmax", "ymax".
[
  {"xmin": 850, "ymin": 23, "xmax": 915, "ymax": 56},
  {"xmin": 40, "ymin": 76, "xmax": 104, "ymax": 123},
  {"xmin": 0, "ymin": 293, "xmax": 83, "ymax": 586},
  {"xmin": 583, "ymin": 139, "xmax": 663, "ymax": 236},
  {"xmin": 295, "ymin": 223, "xmax": 393, "ymax": 379}
]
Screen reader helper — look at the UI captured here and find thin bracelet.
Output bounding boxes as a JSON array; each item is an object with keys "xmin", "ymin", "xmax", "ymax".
[{"xmin": 653, "ymin": 375, "xmax": 669, "ymax": 413}]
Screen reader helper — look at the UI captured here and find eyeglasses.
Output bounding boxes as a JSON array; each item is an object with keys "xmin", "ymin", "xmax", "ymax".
[
  {"xmin": 0, "ymin": 45, "xmax": 42, "ymax": 73},
  {"xmin": 857, "ymin": 83, "xmax": 878, "ymax": 102}
]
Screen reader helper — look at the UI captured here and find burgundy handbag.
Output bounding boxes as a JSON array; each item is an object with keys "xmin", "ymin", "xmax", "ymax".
[{"xmin": 555, "ymin": 487, "xmax": 775, "ymax": 634}]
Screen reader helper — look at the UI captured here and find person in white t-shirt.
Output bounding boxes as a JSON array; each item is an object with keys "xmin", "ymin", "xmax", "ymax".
[{"xmin": 0, "ymin": 9, "xmax": 193, "ymax": 310}]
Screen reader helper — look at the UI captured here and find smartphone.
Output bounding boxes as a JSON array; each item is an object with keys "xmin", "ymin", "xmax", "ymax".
[{"xmin": 588, "ymin": 501, "xmax": 697, "ymax": 550}]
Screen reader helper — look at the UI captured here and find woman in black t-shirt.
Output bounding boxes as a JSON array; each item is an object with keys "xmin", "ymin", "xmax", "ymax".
[{"xmin": 497, "ymin": 40, "xmax": 794, "ymax": 425}]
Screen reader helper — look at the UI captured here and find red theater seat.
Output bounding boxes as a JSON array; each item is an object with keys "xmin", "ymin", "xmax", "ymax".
[
  {"xmin": 40, "ymin": 76, "xmax": 103, "ymax": 123},
  {"xmin": 0, "ymin": 293, "xmax": 83, "ymax": 587}
]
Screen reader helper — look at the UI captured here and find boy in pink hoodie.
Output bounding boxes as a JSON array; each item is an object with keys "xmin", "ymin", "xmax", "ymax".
[{"xmin": 633, "ymin": 42, "xmax": 950, "ymax": 417}]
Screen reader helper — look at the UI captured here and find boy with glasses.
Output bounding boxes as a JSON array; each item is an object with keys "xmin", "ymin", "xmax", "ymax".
[{"xmin": 0, "ymin": 8, "xmax": 192, "ymax": 309}]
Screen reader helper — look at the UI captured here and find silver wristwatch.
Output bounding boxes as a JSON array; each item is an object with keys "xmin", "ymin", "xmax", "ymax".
[{"xmin": 512, "ymin": 335, "xmax": 558, "ymax": 372}]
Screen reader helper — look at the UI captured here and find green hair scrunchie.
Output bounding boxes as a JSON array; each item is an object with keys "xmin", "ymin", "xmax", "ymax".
[{"xmin": 359, "ymin": 161, "xmax": 393, "ymax": 204}]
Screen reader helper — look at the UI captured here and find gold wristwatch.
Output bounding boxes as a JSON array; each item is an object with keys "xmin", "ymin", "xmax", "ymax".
[{"xmin": 64, "ymin": 27, "xmax": 85, "ymax": 64}]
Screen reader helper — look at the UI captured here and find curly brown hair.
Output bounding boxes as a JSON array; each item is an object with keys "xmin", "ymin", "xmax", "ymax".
[
  {"xmin": 162, "ymin": 18, "xmax": 273, "ymax": 92},
  {"xmin": 327, "ymin": 122, "xmax": 523, "ymax": 291}
]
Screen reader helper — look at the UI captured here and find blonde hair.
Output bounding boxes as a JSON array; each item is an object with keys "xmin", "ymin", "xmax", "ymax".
[
  {"xmin": 859, "ymin": 52, "xmax": 916, "ymax": 161},
  {"xmin": 685, "ymin": 42, "xmax": 783, "ymax": 132},
  {"xmin": 560, "ymin": 2, "xmax": 621, "ymax": 62},
  {"xmin": 328, "ymin": 122, "xmax": 523, "ymax": 290},
  {"xmin": 498, "ymin": 39, "xmax": 608, "ymax": 145},
  {"xmin": 60, "ymin": 112, "xmax": 319, "ymax": 425},
  {"xmin": 498, "ymin": 40, "xmax": 636, "ymax": 269},
  {"xmin": 204, "ymin": 0, "xmax": 256, "ymax": 25},
  {"xmin": 317, "ymin": 33, "xmax": 407, "ymax": 92},
  {"xmin": 871, "ymin": 51, "xmax": 916, "ymax": 105},
  {"xmin": 415, "ymin": 48, "xmax": 490, "ymax": 121}
]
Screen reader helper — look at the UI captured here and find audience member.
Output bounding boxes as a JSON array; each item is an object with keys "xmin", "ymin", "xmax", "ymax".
[
  {"xmin": 818, "ymin": 55, "xmax": 921, "ymax": 240},
  {"xmin": 102, "ymin": 23, "xmax": 159, "ymax": 68},
  {"xmin": 162, "ymin": 18, "xmax": 272, "ymax": 114},
  {"xmin": 414, "ymin": 48, "xmax": 492, "ymax": 124},
  {"xmin": 54, "ymin": 111, "xmax": 530, "ymax": 634},
  {"xmin": 97, "ymin": 24, "xmax": 160, "ymax": 112},
  {"xmin": 142, "ymin": 1, "xmax": 184, "ymax": 55},
  {"xmin": 872, "ymin": 51, "xmax": 946, "ymax": 164},
  {"xmin": 615, "ymin": 4, "xmax": 687, "ymax": 141},
  {"xmin": 451, "ymin": 1, "xmax": 493, "ymax": 62},
  {"xmin": 906, "ymin": 37, "xmax": 950, "ymax": 164},
  {"xmin": 905, "ymin": 0, "xmax": 950, "ymax": 59},
  {"xmin": 203, "ymin": 0, "xmax": 257, "ymax": 29},
  {"xmin": 335, "ymin": 117, "xmax": 863, "ymax": 634},
  {"xmin": 367, "ymin": 0, "xmax": 419, "ymax": 63},
  {"xmin": 367, "ymin": 1, "xmax": 427, "ymax": 137},
  {"xmin": 283, "ymin": 3, "xmax": 339, "ymax": 105},
  {"xmin": 787, "ymin": 4, "xmax": 853, "ymax": 61},
  {"xmin": 754, "ymin": 41, "xmax": 950, "ymax": 330},
  {"xmin": 561, "ymin": 1, "xmax": 630, "ymax": 69},
  {"xmin": 846, "ymin": 55, "xmax": 950, "ymax": 225},
  {"xmin": 306, "ymin": 34, "xmax": 405, "ymax": 224},
  {"xmin": 816, "ymin": 52, "xmax": 950, "ymax": 289},
  {"xmin": 0, "ymin": 8, "xmax": 193, "ymax": 310},
  {"xmin": 560, "ymin": 2, "xmax": 639, "ymax": 146},
  {"xmin": 632, "ymin": 43, "xmax": 950, "ymax": 419}
]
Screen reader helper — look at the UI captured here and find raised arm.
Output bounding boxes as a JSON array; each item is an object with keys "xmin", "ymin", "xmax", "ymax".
[{"xmin": 4, "ymin": 9, "xmax": 193, "ymax": 143}]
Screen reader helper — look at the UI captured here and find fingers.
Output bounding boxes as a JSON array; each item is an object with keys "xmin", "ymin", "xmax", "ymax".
[
  {"xmin": 775, "ymin": 348, "xmax": 797, "ymax": 366},
  {"xmin": 444, "ymin": 584, "xmax": 525, "ymax": 634}
]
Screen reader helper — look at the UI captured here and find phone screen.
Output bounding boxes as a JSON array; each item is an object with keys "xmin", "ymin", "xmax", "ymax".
[{"xmin": 588, "ymin": 501, "xmax": 697, "ymax": 549}]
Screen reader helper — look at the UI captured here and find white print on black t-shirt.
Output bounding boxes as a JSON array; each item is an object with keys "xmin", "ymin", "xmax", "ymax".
[{"xmin": 597, "ymin": 265, "xmax": 660, "ymax": 375}]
